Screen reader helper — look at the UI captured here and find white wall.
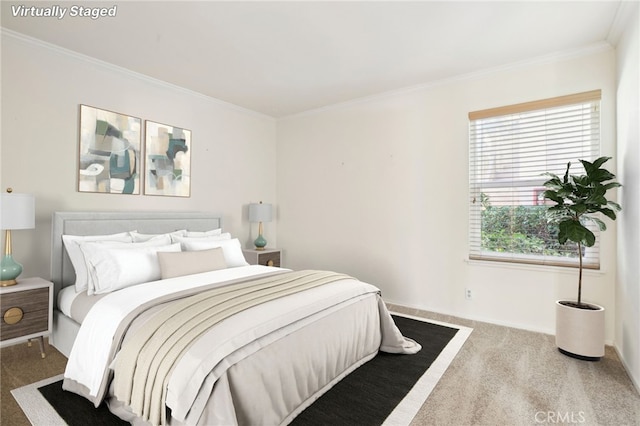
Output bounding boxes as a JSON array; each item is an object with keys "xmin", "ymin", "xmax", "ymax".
[
  {"xmin": 0, "ymin": 31, "xmax": 277, "ymax": 281},
  {"xmin": 615, "ymin": 3, "xmax": 640, "ymax": 389},
  {"xmin": 277, "ymin": 48, "xmax": 619, "ymax": 341}
]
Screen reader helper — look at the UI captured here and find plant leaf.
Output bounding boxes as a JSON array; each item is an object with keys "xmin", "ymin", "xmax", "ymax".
[
  {"xmin": 569, "ymin": 203, "xmax": 588, "ymax": 214},
  {"xmin": 580, "ymin": 159, "xmax": 594, "ymax": 173},
  {"xmin": 584, "ymin": 228, "xmax": 596, "ymax": 247},
  {"xmin": 572, "ymin": 175, "xmax": 590, "ymax": 187},
  {"xmin": 558, "ymin": 220, "xmax": 596, "ymax": 246},
  {"xmin": 583, "ymin": 215, "xmax": 607, "ymax": 231},
  {"xmin": 608, "ymin": 200, "xmax": 622, "ymax": 211},
  {"xmin": 543, "ymin": 176, "xmax": 563, "ymax": 190},
  {"xmin": 603, "ymin": 182, "xmax": 622, "ymax": 190},
  {"xmin": 557, "ymin": 221, "xmax": 570, "ymax": 244},
  {"xmin": 586, "ymin": 194, "xmax": 607, "ymax": 206},
  {"xmin": 592, "ymin": 156, "xmax": 611, "ymax": 170},
  {"xmin": 563, "ymin": 162, "xmax": 571, "ymax": 184},
  {"xmin": 542, "ymin": 190, "xmax": 563, "ymax": 203},
  {"xmin": 589, "ymin": 169, "xmax": 616, "ymax": 183},
  {"xmin": 581, "ymin": 156, "xmax": 611, "ymax": 176},
  {"xmin": 600, "ymin": 207, "xmax": 617, "ymax": 220}
]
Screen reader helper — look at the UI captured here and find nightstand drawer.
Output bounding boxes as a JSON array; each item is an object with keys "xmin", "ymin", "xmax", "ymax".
[
  {"xmin": 1, "ymin": 287, "xmax": 49, "ymax": 341},
  {"xmin": 243, "ymin": 248, "xmax": 281, "ymax": 267},
  {"xmin": 259, "ymin": 251, "xmax": 280, "ymax": 267}
]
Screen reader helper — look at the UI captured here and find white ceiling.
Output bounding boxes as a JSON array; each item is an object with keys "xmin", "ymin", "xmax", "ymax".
[{"xmin": 1, "ymin": 1, "xmax": 625, "ymax": 117}]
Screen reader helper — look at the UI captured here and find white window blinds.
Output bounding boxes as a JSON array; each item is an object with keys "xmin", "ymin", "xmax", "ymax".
[{"xmin": 468, "ymin": 90, "xmax": 601, "ymax": 268}]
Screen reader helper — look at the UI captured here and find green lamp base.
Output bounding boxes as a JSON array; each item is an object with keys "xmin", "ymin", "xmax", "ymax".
[
  {"xmin": 254, "ymin": 234, "xmax": 267, "ymax": 251},
  {"xmin": 1, "ymin": 254, "xmax": 23, "ymax": 286}
]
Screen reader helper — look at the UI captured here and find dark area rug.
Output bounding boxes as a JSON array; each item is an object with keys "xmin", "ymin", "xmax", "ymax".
[
  {"xmin": 38, "ymin": 381, "xmax": 128, "ymax": 425},
  {"xmin": 36, "ymin": 315, "xmax": 459, "ymax": 425},
  {"xmin": 291, "ymin": 315, "xmax": 459, "ymax": 425}
]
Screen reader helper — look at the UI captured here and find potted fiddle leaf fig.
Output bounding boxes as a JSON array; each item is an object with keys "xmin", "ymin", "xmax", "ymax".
[{"xmin": 542, "ymin": 156, "xmax": 621, "ymax": 361}]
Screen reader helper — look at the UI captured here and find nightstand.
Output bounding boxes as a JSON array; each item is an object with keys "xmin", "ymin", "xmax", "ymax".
[
  {"xmin": 243, "ymin": 248, "xmax": 281, "ymax": 267},
  {"xmin": 0, "ymin": 277, "xmax": 53, "ymax": 358}
]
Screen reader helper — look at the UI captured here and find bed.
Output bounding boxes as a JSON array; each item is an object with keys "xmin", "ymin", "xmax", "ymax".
[{"xmin": 49, "ymin": 211, "xmax": 420, "ymax": 426}]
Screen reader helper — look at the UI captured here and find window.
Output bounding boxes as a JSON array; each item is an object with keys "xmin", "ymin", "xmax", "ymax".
[{"xmin": 469, "ymin": 90, "xmax": 601, "ymax": 269}]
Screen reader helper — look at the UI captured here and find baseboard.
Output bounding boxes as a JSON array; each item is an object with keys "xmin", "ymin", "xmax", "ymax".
[
  {"xmin": 613, "ymin": 344, "xmax": 640, "ymax": 395},
  {"xmin": 387, "ymin": 299, "xmax": 553, "ymax": 334},
  {"xmin": 386, "ymin": 300, "xmax": 617, "ymax": 346}
]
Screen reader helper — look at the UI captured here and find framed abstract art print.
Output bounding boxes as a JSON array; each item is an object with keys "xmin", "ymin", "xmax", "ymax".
[
  {"xmin": 78, "ymin": 105, "xmax": 142, "ymax": 194},
  {"xmin": 144, "ymin": 120, "xmax": 191, "ymax": 197}
]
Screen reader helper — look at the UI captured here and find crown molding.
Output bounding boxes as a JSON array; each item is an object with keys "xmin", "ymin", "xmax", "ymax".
[{"xmin": 1, "ymin": 28, "xmax": 274, "ymax": 120}]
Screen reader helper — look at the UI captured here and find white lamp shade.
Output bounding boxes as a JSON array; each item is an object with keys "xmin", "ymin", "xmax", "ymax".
[
  {"xmin": 1, "ymin": 193, "xmax": 35, "ymax": 230},
  {"xmin": 249, "ymin": 203, "xmax": 272, "ymax": 223}
]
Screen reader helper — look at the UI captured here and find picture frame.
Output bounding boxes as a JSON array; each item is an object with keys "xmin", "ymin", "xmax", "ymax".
[
  {"xmin": 144, "ymin": 120, "xmax": 191, "ymax": 197},
  {"xmin": 78, "ymin": 105, "xmax": 141, "ymax": 194}
]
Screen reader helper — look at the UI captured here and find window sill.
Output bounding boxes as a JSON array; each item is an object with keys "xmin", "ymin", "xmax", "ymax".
[{"xmin": 464, "ymin": 258, "xmax": 606, "ymax": 276}]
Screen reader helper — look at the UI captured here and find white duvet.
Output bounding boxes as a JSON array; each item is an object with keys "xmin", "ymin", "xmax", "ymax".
[{"xmin": 64, "ymin": 265, "xmax": 420, "ymax": 425}]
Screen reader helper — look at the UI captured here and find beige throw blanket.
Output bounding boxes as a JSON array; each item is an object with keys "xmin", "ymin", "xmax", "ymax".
[{"xmin": 111, "ymin": 270, "xmax": 352, "ymax": 426}]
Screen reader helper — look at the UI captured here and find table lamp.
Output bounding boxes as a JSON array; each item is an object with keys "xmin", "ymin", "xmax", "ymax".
[
  {"xmin": 249, "ymin": 201, "xmax": 272, "ymax": 250},
  {"xmin": 1, "ymin": 189, "xmax": 35, "ymax": 286}
]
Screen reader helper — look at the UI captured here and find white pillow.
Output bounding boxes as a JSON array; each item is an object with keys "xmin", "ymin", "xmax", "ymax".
[
  {"xmin": 171, "ymin": 233, "xmax": 231, "ymax": 249},
  {"xmin": 62, "ymin": 232, "xmax": 133, "ymax": 292},
  {"xmin": 129, "ymin": 230, "xmax": 186, "ymax": 242},
  {"xmin": 158, "ymin": 248, "xmax": 227, "ymax": 279},
  {"xmin": 84, "ymin": 243, "xmax": 182, "ymax": 295},
  {"xmin": 182, "ymin": 238, "xmax": 249, "ymax": 267},
  {"xmin": 79, "ymin": 235, "xmax": 173, "ymax": 291},
  {"xmin": 184, "ymin": 228, "xmax": 222, "ymax": 237}
]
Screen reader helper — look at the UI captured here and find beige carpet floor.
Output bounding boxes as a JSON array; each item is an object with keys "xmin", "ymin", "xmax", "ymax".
[
  {"xmin": 2, "ymin": 306, "xmax": 639, "ymax": 426},
  {"xmin": 1, "ymin": 338, "xmax": 67, "ymax": 426},
  {"xmin": 389, "ymin": 305, "xmax": 640, "ymax": 426}
]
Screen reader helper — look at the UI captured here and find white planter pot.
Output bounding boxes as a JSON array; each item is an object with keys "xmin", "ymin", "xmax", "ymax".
[{"xmin": 555, "ymin": 300, "xmax": 604, "ymax": 360}]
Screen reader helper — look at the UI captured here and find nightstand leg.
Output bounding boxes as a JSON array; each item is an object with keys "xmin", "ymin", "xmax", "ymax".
[
  {"xmin": 38, "ymin": 336, "xmax": 45, "ymax": 358},
  {"xmin": 27, "ymin": 337, "xmax": 46, "ymax": 358}
]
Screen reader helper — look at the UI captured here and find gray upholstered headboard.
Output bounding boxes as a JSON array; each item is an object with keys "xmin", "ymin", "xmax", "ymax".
[{"xmin": 50, "ymin": 211, "xmax": 222, "ymax": 303}]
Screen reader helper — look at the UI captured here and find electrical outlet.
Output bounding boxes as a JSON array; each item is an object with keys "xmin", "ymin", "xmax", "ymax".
[{"xmin": 465, "ymin": 288, "xmax": 473, "ymax": 300}]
